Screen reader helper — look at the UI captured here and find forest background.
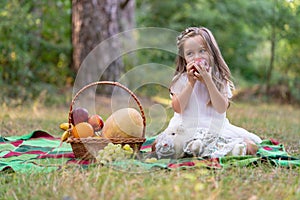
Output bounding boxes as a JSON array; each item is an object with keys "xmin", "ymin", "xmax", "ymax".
[{"xmin": 0, "ymin": 0, "xmax": 299, "ymax": 107}]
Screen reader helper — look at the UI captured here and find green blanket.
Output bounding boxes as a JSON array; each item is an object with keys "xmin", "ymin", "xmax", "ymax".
[{"xmin": 0, "ymin": 130, "xmax": 299, "ymax": 173}]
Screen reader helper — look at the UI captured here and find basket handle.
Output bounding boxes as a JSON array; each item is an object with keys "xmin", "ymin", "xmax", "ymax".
[{"xmin": 68, "ymin": 81, "xmax": 146, "ymax": 138}]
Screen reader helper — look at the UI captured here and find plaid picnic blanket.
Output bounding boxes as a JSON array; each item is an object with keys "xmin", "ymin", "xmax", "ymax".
[{"xmin": 0, "ymin": 130, "xmax": 299, "ymax": 173}]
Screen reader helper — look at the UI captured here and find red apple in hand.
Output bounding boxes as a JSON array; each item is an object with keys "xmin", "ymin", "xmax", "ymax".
[
  {"xmin": 194, "ymin": 58, "xmax": 210, "ymax": 72},
  {"xmin": 71, "ymin": 107, "xmax": 89, "ymax": 125},
  {"xmin": 88, "ymin": 114, "xmax": 104, "ymax": 131}
]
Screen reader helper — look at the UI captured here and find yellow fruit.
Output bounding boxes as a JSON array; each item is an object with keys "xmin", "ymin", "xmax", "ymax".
[
  {"xmin": 59, "ymin": 123, "xmax": 70, "ymax": 131},
  {"xmin": 123, "ymin": 144, "xmax": 131, "ymax": 151},
  {"xmin": 61, "ymin": 130, "xmax": 70, "ymax": 142},
  {"xmin": 145, "ymin": 158, "xmax": 157, "ymax": 163},
  {"xmin": 102, "ymin": 108, "xmax": 143, "ymax": 138},
  {"xmin": 72, "ymin": 122, "xmax": 94, "ymax": 138}
]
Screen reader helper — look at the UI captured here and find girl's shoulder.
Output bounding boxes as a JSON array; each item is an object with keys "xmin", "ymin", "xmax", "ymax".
[
  {"xmin": 172, "ymin": 72, "xmax": 187, "ymax": 82},
  {"xmin": 170, "ymin": 73, "xmax": 188, "ymax": 94}
]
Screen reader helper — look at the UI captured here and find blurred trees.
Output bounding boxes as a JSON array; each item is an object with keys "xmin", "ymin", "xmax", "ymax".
[
  {"xmin": 0, "ymin": 0, "xmax": 299, "ymax": 105},
  {"xmin": 136, "ymin": 0, "xmax": 300, "ymax": 102},
  {"xmin": 0, "ymin": 0, "xmax": 72, "ymax": 105},
  {"xmin": 245, "ymin": 0, "xmax": 300, "ymax": 95}
]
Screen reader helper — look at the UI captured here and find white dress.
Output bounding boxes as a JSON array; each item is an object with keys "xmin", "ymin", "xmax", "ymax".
[{"xmin": 166, "ymin": 73, "xmax": 262, "ymax": 157}]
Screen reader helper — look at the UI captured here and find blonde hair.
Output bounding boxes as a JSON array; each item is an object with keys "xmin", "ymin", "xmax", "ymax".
[{"xmin": 171, "ymin": 27, "xmax": 234, "ymax": 98}]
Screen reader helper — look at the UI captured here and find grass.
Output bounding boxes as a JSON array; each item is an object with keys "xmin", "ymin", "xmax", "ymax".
[{"xmin": 0, "ymin": 99, "xmax": 300, "ymax": 200}]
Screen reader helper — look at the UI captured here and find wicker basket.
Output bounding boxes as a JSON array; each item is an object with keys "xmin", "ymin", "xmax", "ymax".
[{"xmin": 66, "ymin": 81, "xmax": 146, "ymax": 160}]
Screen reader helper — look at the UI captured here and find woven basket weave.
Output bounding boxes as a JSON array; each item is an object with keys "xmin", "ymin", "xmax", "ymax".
[{"xmin": 66, "ymin": 81, "xmax": 146, "ymax": 160}]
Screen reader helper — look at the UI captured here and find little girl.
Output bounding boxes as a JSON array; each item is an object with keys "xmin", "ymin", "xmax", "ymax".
[{"xmin": 155, "ymin": 27, "xmax": 262, "ymax": 158}]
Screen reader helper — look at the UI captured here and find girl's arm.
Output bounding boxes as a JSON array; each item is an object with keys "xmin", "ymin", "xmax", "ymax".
[
  {"xmin": 172, "ymin": 62, "xmax": 197, "ymax": 113},
  {"xmin": 193, "ymin": 63, "xmax": 228, "ymax": 113},
  {"xmin": 171, "ymin": 82, "xmax": 194, "ymax": 113},
  {"xmin": 203, "ymin": 77, "xmax": 228, "ymax": 113}
]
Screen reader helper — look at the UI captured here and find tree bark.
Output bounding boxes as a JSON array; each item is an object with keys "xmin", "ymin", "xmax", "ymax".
[
  {"xmin": 266, "ymin": 26, "xmax": 276, "ymax": 95},
  {"xmin": 266, "ymin": 1, "xmax": 276, "ymax": 95},
  {"xmin": 71, "ymin": 0, "xmax": 135, "ymax": 84}
]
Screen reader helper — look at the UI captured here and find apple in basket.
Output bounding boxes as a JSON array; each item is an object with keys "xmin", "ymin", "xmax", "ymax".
[
  {"xmin": 88, "ymin": 114, "xmax": 104, "ymax": 131},
  {"xmin": 71, "ymin": 107, "xmax": 89, "ymax": 125},
  {"xmin": 102, "ymin": 108, "xmax": 143, "ymax": 138}
]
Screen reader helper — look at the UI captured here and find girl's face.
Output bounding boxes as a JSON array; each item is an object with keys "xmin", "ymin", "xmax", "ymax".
[{"xmin": 183, "ymin": 35, "xmax": 210, "ymax": 65}]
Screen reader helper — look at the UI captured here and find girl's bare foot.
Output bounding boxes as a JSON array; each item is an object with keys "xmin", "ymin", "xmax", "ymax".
[{"xmin": 245, "ymin": 139, "xmax": 259, "ymax": 155}]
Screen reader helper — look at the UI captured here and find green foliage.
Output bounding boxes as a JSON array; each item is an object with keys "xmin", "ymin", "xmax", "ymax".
[
  {"xmin": 1, "ymin": 0, "xmax": 299, "ymax": 105},
  {"xmin": 0, "ymin": 0, "xmax": 73, "ymax": 105},
  {"xmin": 136, "ymin": 0, "xmax": 300, "ymax": 102}
]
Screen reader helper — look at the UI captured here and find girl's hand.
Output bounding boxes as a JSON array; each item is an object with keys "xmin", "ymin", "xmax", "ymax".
[
  {"xmin": 186, "ymin": 61, "xmax": 197, "ymax": 86},
  {"xmin": 193, "ymin": 60, "xmax": 212, "ymax": 83}
]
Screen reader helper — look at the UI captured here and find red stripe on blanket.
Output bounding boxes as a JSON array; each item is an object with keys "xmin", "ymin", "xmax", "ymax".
[
  {"xmin": 24, "ymin": 150, "xmax": 48, "ymax": 154},
  {"xmin": 3, "ymin": 151, "xmax": 47, "ymax": 158},
  {"xmin": 37, "ymin": 153, "xmax": 75, "ymax": 159},
  {"xmin": 10, "ymin": 140, "xmax": 24, "ymax": 147},
  {"xmin": 31, "ymin": 131, "xmax": 56, "ymax": 139},
  {"xmin": 168, "ymin": 161, "xmax": 195, "ymax": 168},
  {"xmin": 270, "ymin": 138, "xmax": 280, "ymax": 145},
  {"xmin": 3, "ymin": 151, "xmax": 22, "ymax": 158},
  {"xmin": 140, "ymin": 145, "xmax": 151, "ymax": 150},
  {"xmin": 263, "ymin": 146, "xmax": 273, "ymax": 151}
]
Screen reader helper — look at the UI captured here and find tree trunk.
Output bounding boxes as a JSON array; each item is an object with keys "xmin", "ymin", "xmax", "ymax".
[
  {"xmin": 266, "ymin": 27, "xmax": 276, "ymax": 95},
  {"xmin": 71, "ymin": 0, "xmax": 134, "ymax": 85},
  {"xmin": 266, "ymin": 1, "xmax": 276, "ymax": 95}
]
